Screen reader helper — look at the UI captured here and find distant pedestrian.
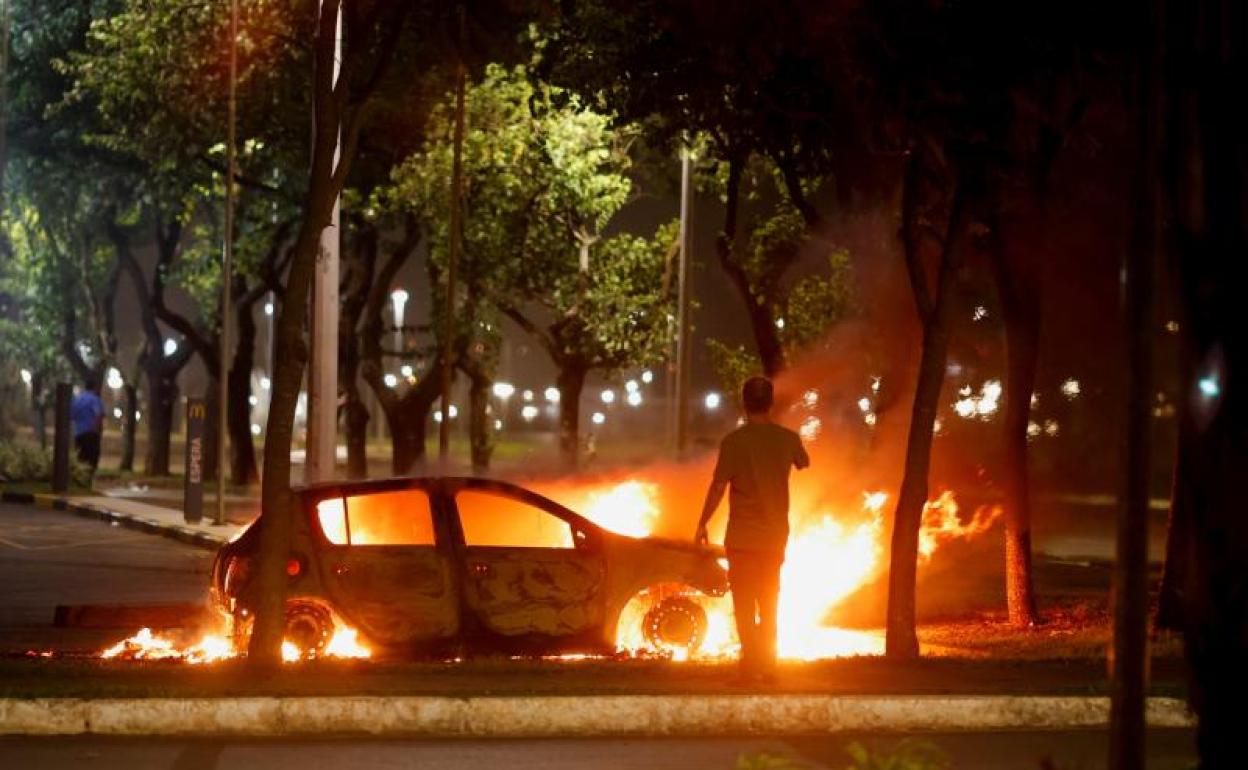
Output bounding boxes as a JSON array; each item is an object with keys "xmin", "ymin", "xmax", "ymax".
[
  {"xmin": 695, "ymin": 376, "xmax": 809, "ymax": 684},
  {"xmin": 71, "ymin": 375, "xmax": 105, "ymax": 475}
]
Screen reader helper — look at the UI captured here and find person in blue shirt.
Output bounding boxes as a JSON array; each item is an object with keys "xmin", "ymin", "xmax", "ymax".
[{"xmin": 70, "ymin": 375, "xmax": 105, "ymax": 473}]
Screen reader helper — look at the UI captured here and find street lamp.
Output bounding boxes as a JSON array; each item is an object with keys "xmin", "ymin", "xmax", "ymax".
[
  {"xmin": 703, "ymin": 391, "xmax": 721, "ymax": 411},
  {"xmin": 391, "ymin": 288, "xmax": 409, "ymax": 368},
  {"xmin": 544, "ymin": 386, "xmax": 560, "ymax": 404},
  {"xmin": 19, "ymin": 368, "xmax": 32, "ymax": 386},
  {"xmin": 106, "ymin": 367, "xmax": 124, "ymax": 391},
  {"xmin": 163, "ymin": 338, "xmax": 179, "ymax": 357},
  {"xmin": 492, "ymin": 381, "xmax": 515, "ymax": 400}
]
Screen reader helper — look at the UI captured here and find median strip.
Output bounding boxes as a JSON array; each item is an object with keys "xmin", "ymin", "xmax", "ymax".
[{"xmin": 0, "ymin": 695, "xmax": 1193, "ymax": 737}]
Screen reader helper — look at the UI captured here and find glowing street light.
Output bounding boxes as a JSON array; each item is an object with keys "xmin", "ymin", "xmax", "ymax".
[
  {"xmin": 522, "ymin": 389, "xmax": 534, "ymax": 402},
  {"xmin": 544, "ymin": 386, "xmax": 560, "ymax": 404},
  {"xmin": 591, "ymin": 411, "xmax": 606, "ymax": 425},
  {"xmin": 163, "ymin": 338, "xmax": 179, "ymax": 357},
  {"xmin": 400, "ymin": 364, "xmax": 414, "ymax": 379},
  {"xmin": 641, "ymin": 370, "xmax": 654, "ymax": 384},
  {"xmin": 260, "ymin": 376, "xmax": 271, "ymax": 390},
  {"xmin": 1199, "ymin": 376, "xmax": 1220, "ymax": 397},
  {"xmin": 106, "ymin": 367, "xmax": 124, "ymax": 390},
  {"xmin": 19, "ymin": 368, "xmax": 32, "ymax": 386},
  {"xmin": 492, "ymin": 381, "xmax": 515, "ymax": 400},
  {"xmin": 263, "ymin": 301, "xmax": 274, "ymax": 316},
  {"xmin": 251, "ymin": 424, "xmax": 262, "ymax": 436},
  {"xmin": 521, "ymin": 405, "xmax": 539, "ymax": 421},
  {"xmin": 626, "ymin": 391, "xmax": 643, "ymax": 407},
  {"xmin": 383, "ymin": 373, "xmax": 398, "ymax": 389},
  {"xmin": 704, "ymin": 391, "xmax": 722, "ymax": 411},
  {"xmin": 625, "ymin": 380, "xmax": 639, "ymax": 393},
  {"xmin": 600, "ymin": 389, "xmax": 616, "ymax": 405}
]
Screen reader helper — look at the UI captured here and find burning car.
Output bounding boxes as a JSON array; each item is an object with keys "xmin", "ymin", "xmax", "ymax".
[{"xmin": 212, "ymin": 476, "xmax": 728, "ymax": 659}]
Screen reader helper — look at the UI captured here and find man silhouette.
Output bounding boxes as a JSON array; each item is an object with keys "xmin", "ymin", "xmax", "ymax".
[{"xmin": 696, "ymin": 376, "xmax": 809, "ymax": 683}]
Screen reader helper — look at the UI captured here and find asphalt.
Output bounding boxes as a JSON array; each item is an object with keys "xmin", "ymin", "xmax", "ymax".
[
  {"xmin": 0, "ymin": 729, "xmax": 1199, "ymax": 769},
  {"xmin": 0, "ymin": 501, "xmax": 212, "ymax": 652}
]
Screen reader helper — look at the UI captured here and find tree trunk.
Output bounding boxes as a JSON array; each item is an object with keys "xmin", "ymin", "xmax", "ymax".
[
  {"xmin": 990, "ymin": 222, "xmax": 1042, "ymax": 628},
  {"xmin": 227, "ymin": 301, "xmax": 259, "ymax": 485},
  {"xmin": 202, "ymin": 378, "xmax": 221, "ymax": 484},
  {"xmin": 390, "ymin": 407, "xmax": 426, "ymax": 475},
  {"xmin": 119, "ymin": 383, "xmax": 136, "ymax": 472},
  {"xmin": 556, "ymin": 362, "xmax": 587, "ymax": 471},
  {"xmin": 885, "ymin": 177, "xmax": 966, "ymax": 660},
  {"xmin": 999, "ymin": 305, "xmax": 1041, "ymax": 626},
  {"xmin": 468, "ymin": 370, "xmax": 492, "ymax": 473},
  {"xmin": 343, "ymin": 387, "xmax": 369, "ymax": 479},
  {"xmin": 143, "ymin": 370, "xmax": 177, "ymax": 477}
]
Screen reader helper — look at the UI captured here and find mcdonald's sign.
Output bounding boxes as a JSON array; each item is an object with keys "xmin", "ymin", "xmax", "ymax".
[{"xmin": 183, "ymin": 396, "xmax": 206, "ymax": 524}]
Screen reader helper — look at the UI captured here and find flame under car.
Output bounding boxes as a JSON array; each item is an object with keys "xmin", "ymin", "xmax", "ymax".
[{"xmin": 211, "ymin": 477, "xmax": 728, "ymax": 658}]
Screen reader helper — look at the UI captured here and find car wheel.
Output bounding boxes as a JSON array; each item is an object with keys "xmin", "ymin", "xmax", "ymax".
[
  {"xmin": 284, "ymin": 600, "xmax": 334, "ymax": 655},
  {"xmin": 642, "ymin": 596, "xmax": 707, "ymax": 654}
]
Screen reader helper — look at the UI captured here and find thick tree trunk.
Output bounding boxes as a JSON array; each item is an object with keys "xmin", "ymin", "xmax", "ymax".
[
  {"xmin": 468, "ymin": 371, "xmax": 492, "ymax": 473},
  {"xmin": 119, "ymin": 383, "xmax": 136, "ymax": 472},
  {"xmin": 143, "ymin": 370, "xmax": 177, "ymax": 477},
  {"xmin": 556, "ymin": 362, "xmax": 587, "ymax": 471},
  {"xmin": 227, "ymin": 303, "xmax": 259, "ymax": 485},
  {"xmin": 885, "ymin": 175, "xmax": 965, "ymax": 660},
  {"xmin": 343, "ymin": 389, "xmax": 369, "ymax": 479},
  {"xmin": 1000, "ymin": 307, "xmax": 1041, "ymax": 626},
  {"xmin": 202, "ymin": 378, "xmax": 221, "ymax": 484},
  {"xmin": 390, "ymin": 408, "xmax": 426, "ymax": 475}
]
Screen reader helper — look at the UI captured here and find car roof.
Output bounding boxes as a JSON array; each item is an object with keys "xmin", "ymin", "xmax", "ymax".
[{"xmin": 296, "ymin": 476, "xmax": 597, "ymax": 531}]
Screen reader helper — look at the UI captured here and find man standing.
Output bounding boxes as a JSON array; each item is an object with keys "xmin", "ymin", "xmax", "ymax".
[
  {"xmin": 696, "ymin": 376, "xmax": 809, "ymax": 683},
  {"xmin": 70, "ymin": 375, "xmax": 105, "ymax": 477}
]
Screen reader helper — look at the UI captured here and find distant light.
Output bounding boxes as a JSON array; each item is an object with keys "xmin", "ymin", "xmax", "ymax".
[
  {"xmin": 522, "ymin": 389, "xmax": 534, "ymax": 402},
  {"xmin": 591, "ymin": 411, "xmax": 606, "ymax": 425},
  {"xmin": 982, "ymin": 380, "xmax": 1003, "ymax": 401},
  {"xmin": 863, "ymin": 412, "xmax": 877, "ymax": 427},
  {"xmin": 106, "ymin": 367, "xmax": 124, "ymax": 390},
  {"xmin": 857, "ymin": 397, "xmax": 871, "ymax": 413},
  {"xmin": 641, "ymin": 370, "xmax": 654, "ymax": 384},
  {"xmin": 704, "ymin": 391, "xmax": 721, "ymax": 411},
  {"xmin": 493, "ymin": 381, "xmax": 515, "ymax": 399},
  {"xmin": 1060, "ymin": 378, "xmax": 1081, "ymax": 399},
  {"xmin": 163, "ymin": 338, "xmax": 179, "ymax": 357},
  {"xmin": 802, "ymin": 389, "xmax": 819, "ymax": 408},
  {"xmin": 870, "ymin": 377, "xmax": 881, "ymax": 394},
  {"xmin": 433, "ymin": 410, "xmax": 442, "ymax": 423},
  {"xmin": 775, "ymin": 317, "xmax": 785, "ymax": 330},
  {"xmin": 248, "ymin": 395, "xmax": 258, "ymax": 406},
  {"xmin": 1044, "ymin": 419, "xmax": 1060, "ymax": 437},
  {"xmin": 954, "ymin": 398, "xmax": 977, "ymax": 419},
  {"xmin": 1164, "ymin": 320, "xmax": 1180, "ymax": 333},
  {"xmin": 932, "ymin": 417, "xmax": 943, "ymax": 435},
  {"xmin": 447, "ymin": 405, "xmax": 458, "ymax": 419},
  {"xmin": 625, "ymin": 380, "xmax": 639, "ymax": 393},
  {"xmin": 521, "ymin": 405, "xmax": 539, "ymax": 421},
  {"xmin": 134, "ymin": 411, "xmax": 142, "ymax": 422},
  {"xmin": 263, "ymin": 302, "xmax": 274, "ymax": 316},
  {"xmin": 959, "ymin": 385, "xmax": 973, "ymax": 397},
  {"xmin": 260, "ymin": 376, "xmax": 271, "ymax": 390},
  {"xmin": 493, "ymin": 419, "xmax": 503, "ymax": 430},
  {"xmin": 972, "ymin": 305, "xmax": 988, "ymax": 322},
  {"xmin": 19, "ymin": 368, "xmax": 32, "ymax": 386},
  {"xmin": 799, "ymin": 416, "xmax": 821, "ymax": 441},
  {"xmin": 1027, "ymin": 421, "xmax": 1041, "ymax": 438},
  {"xmin": 250, "ymin": 424, "xmax": 262, "ymax": 436},
  {"xmin": 1198, "ymin": 376, "xmax": 1220, "ymax": 397},
  {"xmin": 544, "ymin": 386, "xmax": 560, "ymax": 404},
  {"xmin": 600, "ymin": 389, "xmax": 616, "ymax": 405},
  {"xmin": 383, "ymin": 373, "xmax": 398, "ymax": 389},
  {"xmin": 112, "ymin": 407, "xmax": 123, "ymax": 419},
  {"xmin": 401, "ymin": 364, "xmax": 414, "ymax": 379},
  {"xmin": 626, "ymin": 391, "xmax": 642, "ymax": 407},
  {"xmin": 1030, "ymin": 393, "xmax": 1040, "ymax": 409}
]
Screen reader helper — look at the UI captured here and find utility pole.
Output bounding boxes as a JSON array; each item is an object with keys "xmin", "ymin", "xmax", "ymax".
[
  {"xmin": 306, "ymin": 0, "xmax": 341, "ymax": 483},
  {"xmin": 673, "ymin": 148, "xmax": 693, "ymax": 454},
  {"xmin": 440, "ymin": 4, "xmax": 466, "ymax": 464},
  {"xmin": 215, "ymin": 0, "xmax": 238, "ymax": 525}
]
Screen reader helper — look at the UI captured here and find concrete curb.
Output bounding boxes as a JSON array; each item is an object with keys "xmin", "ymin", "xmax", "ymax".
[
  {"xmin": 0, "ymin": 695, "xmax": 1194, "ymax": 737},
  {"xmin": 0, "ymin": 490, "xmax": 225, "ymax": 551}
]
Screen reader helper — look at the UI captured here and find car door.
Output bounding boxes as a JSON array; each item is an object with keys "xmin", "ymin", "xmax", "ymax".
[
  {"xmin": 314, "ymin": 486, "xmax": 459, "ymax": 647},
  {"xmin": 452, "ymin": 485, "xmax": 606, "ymax": 641}
]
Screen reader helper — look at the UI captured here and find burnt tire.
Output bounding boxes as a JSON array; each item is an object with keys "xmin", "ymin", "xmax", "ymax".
[
  {"xmin": 283, "ymin": 601, "xmax": 333, "ymax": 654},
  {"xmin": 642, "ymin": 596, "xmax": 707, "ymax": 654}
]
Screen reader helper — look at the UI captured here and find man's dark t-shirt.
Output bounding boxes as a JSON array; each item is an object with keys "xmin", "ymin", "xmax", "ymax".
[{"xmin": 712, "ymin": 422, "xmax": 810, "ymax": 553}]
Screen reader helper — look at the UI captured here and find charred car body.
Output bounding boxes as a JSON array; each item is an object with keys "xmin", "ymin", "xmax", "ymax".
[{"xmin": 212, "ymin": 477, "xmax": 727, "ymax": 657}]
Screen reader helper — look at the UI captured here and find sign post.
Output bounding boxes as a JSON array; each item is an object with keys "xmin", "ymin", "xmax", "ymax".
[{"xmin": 183, "ymin": 397, "xmax": 206, "ymax": 524}]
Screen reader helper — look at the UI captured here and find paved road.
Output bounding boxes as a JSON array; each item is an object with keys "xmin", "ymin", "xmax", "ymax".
[
  {"xmin": 0, "ymin": 730, "xmax": 1197, "ymax": 769},
  {"xmin": 0, "ymin": 501, "xmax": 212, "ymax": 652}
]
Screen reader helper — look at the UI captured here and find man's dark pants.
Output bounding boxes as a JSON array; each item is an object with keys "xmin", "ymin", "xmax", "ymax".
[
  {"xmin": 74, "ymin": 431, "xmax": 101, "ymax": 470},
  {"xmin": 727, "ymin": 547, "xmax": 784, "ymax": 676}
]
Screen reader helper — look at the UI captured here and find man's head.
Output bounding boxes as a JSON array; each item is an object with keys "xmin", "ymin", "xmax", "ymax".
[
  {"xmin": 84, "ymin": 374, "xmax": 102, "ymax": 394},
  {"xmin": 741, "ymin": 376, "xmax": 774, "ymax": 416}
]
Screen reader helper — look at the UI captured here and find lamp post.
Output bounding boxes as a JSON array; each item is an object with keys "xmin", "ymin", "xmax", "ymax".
[{"xmin": 216, "ymin": 0, "xmax": 238, "ymax": 525}]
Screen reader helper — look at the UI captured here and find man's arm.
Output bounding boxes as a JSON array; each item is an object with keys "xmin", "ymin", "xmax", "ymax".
[
  {"xmin": 695, "ymin": 479, "xmax": 728, "ymax": 546},
  {"xmin": 794, "ymin": 434, "xmax": 810, "ymax": 470}
]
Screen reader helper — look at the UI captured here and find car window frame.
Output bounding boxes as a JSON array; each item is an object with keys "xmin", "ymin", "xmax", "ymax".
[
  {"xmin": 446, "ymin": 478, "xmax": 602, "ymax": 553},
  {"xmin": 304, "ymin": 479, "xmax": 451, "ymax": 549}
]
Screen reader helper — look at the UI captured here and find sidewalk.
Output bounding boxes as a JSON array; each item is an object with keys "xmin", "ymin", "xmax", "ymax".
[{"xmin": 0, "ymin": 489, "xmax": 242, "ymax": 550}]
